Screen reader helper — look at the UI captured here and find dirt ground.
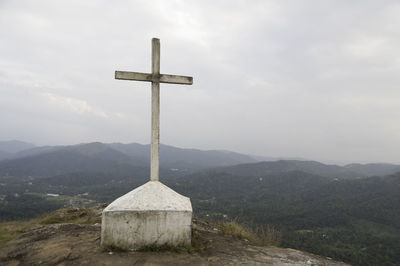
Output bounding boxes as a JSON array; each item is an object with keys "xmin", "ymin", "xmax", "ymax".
[{"xmin": 0, "ymin": 219, "xmax": 348, "ymax": 266}]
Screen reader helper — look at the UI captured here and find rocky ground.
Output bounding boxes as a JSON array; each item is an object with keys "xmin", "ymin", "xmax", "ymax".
[{"xmin": 0, "ymin": 207, "xmax": 349, "ymax": 266}]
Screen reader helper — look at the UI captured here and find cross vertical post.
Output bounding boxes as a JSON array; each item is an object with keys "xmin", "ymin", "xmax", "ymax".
[
  {"xmin": 151, "ymin": 38, "xmax": 160, "ymax": 181},
  {"xmin": 115, "ymin": 38, "xmax": 193, "ymax": 182}
]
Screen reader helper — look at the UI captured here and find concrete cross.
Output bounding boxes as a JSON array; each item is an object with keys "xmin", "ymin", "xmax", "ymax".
[{"xmin": 115, "ymin": 38, "xmax": 193, "ymax": 182}]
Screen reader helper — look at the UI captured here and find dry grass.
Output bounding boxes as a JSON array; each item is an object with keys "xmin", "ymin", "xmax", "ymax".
[
  {"xmin": 38, "ymin": 207, "xmax": 100, "ymax": 225},
  {"xmin": 219, "ymin": 221, "xmax": 281, "ymax": 246},
  {"xmin": 256, "ymin": 224, "xmax": 282, "ymax": 246},
  {"xmin": 0, "ymin": 207, "xmax": 102, "ymax": 246},
  {"xmin": 0, "ymin": 221, "xmax": 34, "ymax": 246}
]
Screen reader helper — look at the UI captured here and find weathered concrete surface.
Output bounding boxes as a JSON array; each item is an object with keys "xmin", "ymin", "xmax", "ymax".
[{"xmin": 101, "ymin": 181, "xmax": 192, "ymax": 250}]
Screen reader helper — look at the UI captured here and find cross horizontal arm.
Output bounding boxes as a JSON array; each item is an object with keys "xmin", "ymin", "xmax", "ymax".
[
  {"xmin": 115, "ymin": 71, "xmax": 193, "ymax": 85},
  {"xmin": 160, "ymin": 74, "xmax": 193, "ymax": 85},
  {"xmin": 115, "ymin": 71, "xmax": 152, "ymax": 82}
]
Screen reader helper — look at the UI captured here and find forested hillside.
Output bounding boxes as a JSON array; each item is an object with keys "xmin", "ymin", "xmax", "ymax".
[
  {"xmin": 172, "ymin": 168, "xmax": 400, "ymax": 265},
  {"xmin": 0, "ymin": 142, "xmax": 399, "ymax": 265}
]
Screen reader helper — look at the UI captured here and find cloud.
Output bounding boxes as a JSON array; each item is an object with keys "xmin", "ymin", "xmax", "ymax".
[
  {"xmin": 42, "ymin": 93, "xmax": 109, "ymax": 118},
  {"xmin": 1, "ymin": 0, "xmax": 400, "ymax": 163}
]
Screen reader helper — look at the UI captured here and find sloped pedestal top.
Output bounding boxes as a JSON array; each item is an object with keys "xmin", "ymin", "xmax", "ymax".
[{"xmin": 103, "ymin": 181, "xmax": 192, "ymax": 212}]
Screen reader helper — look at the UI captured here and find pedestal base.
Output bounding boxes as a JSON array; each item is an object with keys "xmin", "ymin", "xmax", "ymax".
[{"xmin": 101, "ymin": 181, "xmax": 192, "ymax": 250}]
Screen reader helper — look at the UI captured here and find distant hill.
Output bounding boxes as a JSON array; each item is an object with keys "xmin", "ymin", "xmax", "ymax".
[
  {"xmin": 213, "ymin": 160, "xmax": 361, "ymax": 179},
  {"xmin": 252, "ymin": 154, "xmax": 307, "ymax": 162},
  {"xmin": 0, "ymin": 142, "xmax": 146, "ymax": 178},
  {"xmin": 3, "ymin": 141, "xmax": 400, "ymax": 178},
  {"xmin": 213, "ymin": 160, "xmax": 400, "ymax": 179},
  {"xmin": 0, "ymin": 142, "xmax": 257, "ymax": 176},
  {"xmin": 0, "ymin": 141, "xmax": 36, "ymax": 161},
  {"xmin": 0, "ymin": 150, "xmax": 11, "ymax": 161},
  {"xmin": 344, "ymin": 163, "xmax": 400, "ymax": 177},
  {"xmin": 109, "ymin": 143, "xmax": 257, "ymax": 170},
  {"xmin": 0, "ymin": 140, "xmax": 35, "ymax": 154},
  {"xmin": 12, "ymin": 145, "xmax": 61, "ymax": 159}
]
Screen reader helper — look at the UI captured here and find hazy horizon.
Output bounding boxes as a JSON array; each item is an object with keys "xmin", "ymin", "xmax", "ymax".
[
  {"xmin": 2, "ymin": 1, "xmax": 400, "ymax": 164},
  {"xmin": 0, "ymin": 138, "xmax": 396, "ymax": 165}
]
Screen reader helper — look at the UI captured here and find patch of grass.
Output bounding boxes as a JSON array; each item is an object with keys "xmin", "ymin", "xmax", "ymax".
[
  {"xmin": 256, "ymin": 224, "xmax": 282, "ymax": 246},
  {"xmin": 0, "ymin": 206, "xmax": 102, "ymax": 246},
  {"xmin": 38, "ymin": 207, "xmax": 100, "ymax": 225},
  {"xmin": 219, "ymin": 221, "xmax": 259, "ymax": 242},
  {"xmin": 0, "ymin": 221, "xmax": 34, "ymax": 245},
  {"xmin": 219, "ymin": 221, "xmax": 281, "ymax": 246}
]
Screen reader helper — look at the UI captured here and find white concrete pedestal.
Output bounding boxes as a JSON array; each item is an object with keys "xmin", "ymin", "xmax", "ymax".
[{"xmin": 101, "ymin": 181, "xmax": 192, "ymax": 250}]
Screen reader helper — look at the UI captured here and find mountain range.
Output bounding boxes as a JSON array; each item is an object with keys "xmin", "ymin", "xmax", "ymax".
[
  {"xmin": 0, "ymin": 140, "xmax": 399, "ymax": 265},
  {"xmin": 0, "ymin": 141, "xmax": 257, "ymax": 174},
  {"xmin": 2, "ymin": 141, "xmax": 400, "ymax": 178}
]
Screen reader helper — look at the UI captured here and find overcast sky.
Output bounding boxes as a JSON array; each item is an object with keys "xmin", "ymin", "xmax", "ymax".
[{"xmin": 1, "ymin": 0, "xmax": 400, "ymax": 163}]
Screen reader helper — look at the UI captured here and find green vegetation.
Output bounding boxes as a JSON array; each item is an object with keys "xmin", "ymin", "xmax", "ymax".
[
  {"xmin": 176, "ymin": 169, "xmax": 400, "ymax": 266},
  {"xmin": 284, "ymin": 222, "xmax": 400, "ymax": 266},
  {"xmin": 0, "ymin": 193, "xmax": 66, "ymax": 221}
]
